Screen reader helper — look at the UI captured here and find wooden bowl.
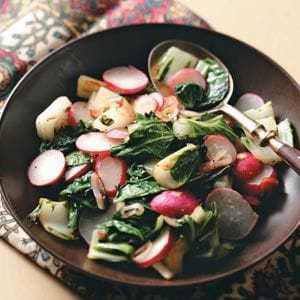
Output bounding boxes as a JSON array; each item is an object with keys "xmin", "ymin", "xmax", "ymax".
[{"xmin": 0, "ymin": 24, "xmax": 299, "ymax": 287}]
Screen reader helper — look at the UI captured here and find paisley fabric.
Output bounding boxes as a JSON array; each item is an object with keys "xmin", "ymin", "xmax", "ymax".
[{"xmin": 0, "ymin": 1, "xmax": 299, "ymax": 299}]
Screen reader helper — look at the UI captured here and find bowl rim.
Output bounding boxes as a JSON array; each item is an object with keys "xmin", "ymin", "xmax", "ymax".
[{"xmin": 0, "ymin": 23, "xmax": 300, "ymax": 287}]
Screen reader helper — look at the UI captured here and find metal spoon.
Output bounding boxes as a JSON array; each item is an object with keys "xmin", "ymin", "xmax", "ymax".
[{"xmin": 148, "ymin": 40, "xmax": 300, "ymax": 175}]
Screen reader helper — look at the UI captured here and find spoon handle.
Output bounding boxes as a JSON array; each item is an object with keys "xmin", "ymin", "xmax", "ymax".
[
  {"xmin": 220, "ymin": 104, "xmax": 262, "ymax": 133},
  {"xmin": 269, "ymin": 138, "xmax": 300, "ymax": 175}
]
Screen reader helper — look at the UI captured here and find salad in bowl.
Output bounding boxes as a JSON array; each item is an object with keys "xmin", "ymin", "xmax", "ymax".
[{"xmin": 27, "ymin": 46, "xmax": 293, "ymax": 280}]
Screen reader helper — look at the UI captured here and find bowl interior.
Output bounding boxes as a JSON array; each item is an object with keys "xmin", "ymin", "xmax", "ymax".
[{"xmin": 0, "ymin": 24, "xmax": 300, "ymax": 287}]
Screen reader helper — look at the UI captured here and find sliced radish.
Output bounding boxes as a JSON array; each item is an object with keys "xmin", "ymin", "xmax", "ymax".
[
  {"xmin": 28, "ymin": 150, "xmax": 65, "ymax": 186},
  {"xmin": 243, "ymin": 165, "xmax": 278, "ymax": 195},
  {"xmin": 233, "ymin": 152, "xmax": 263, "ymax": 180},
  {"xmin": 200, "ymin": 135, "xmax": 237, "ymax": 173},
  {"xmin": 106, "ymin": 128, "xmax": 129, "ymax": 140},
  {"xmin": 103, "ymin": 66, "xmax": 148, "ymax": 95},
  {"xmin": 235, "ymin": 93, "xmax": 264, "ymax": 112},
  {"xmin": 243, "ymin": 195, "xmax": 262, "ymax": 206},
  {"xmin": 205, "ymin": 188, "xmax": 259, "ymax": 240},
  {"xmin": 132, "ymin": 94, "xmax": 158, "ymax": 115},
  {"xmin": 76, "ymin": 132, "xmax": 123, "ymax": 155},
  {"xmin": 91, "ymin": 172, "xmax": 106, "ymax": 209},
  {"xmin": 65, "ymin": 164, "xmax": 90, "ymax": 182},
  {"xmin": 132, "ymin": 226, "xmax": 175, "ymax": 268},
  {"xmin": 149, "ymin": 92, "xmax": 164, "ymax": 108},
  {"xmin": 68, "ymin": 101, "xmax": 94, "ymax": 128},
  {"xmin": 168, "ymin": 68, "xmax": 206, "ymax": 92},
  {"xmin": 155, "ymin": 96, "xmax": 179, "ymax": 122},
  {"xmin": 150, "ymin": 190, "xmax": 199, "ymax": 218},
  {"xmin": 79, "ymin": 204, "xmax": 117, "ymax": 245},
  {"xmin": 94, "ymin": 155, "xmax": 127, "ymax": 198}
]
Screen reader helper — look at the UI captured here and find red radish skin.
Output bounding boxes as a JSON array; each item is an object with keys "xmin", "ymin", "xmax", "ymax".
[
  {"xmin": 243, "ymin": 165, "xmax": 278, "ymax": 195},
  {"xmin": 235, "ymin": 93, "xmax": 264, "ymax": 112},
  {"xmin": 132, "ymin": 94, "xmax": 158, "ymax": 115},
  {"xmin": 68, "ymin": 101, "xmax": 94, "ymax": 128},
  {"xmin": 103, "ymin": 66, "xmax": 148, "ymax": 95},
  {"xmin": 150, "ymin": 190, "xmax": 199, "ymax": 218},
  {"xmin": 168, "ymin": 68, "xmax": 206, "ymax": 92},
  {"xmin": 76, "ymin": 132, "xmax": 122, "ymax": 155},
  {"xmin": 28, "ymin": 150, "xmax": 65, "ymax": 186},
  {"xmin": 243, "ymin": 195, "xmax": 262, "ymax": 206},
  {"xmin": 200, "ymin": 135, "xmax": 237, "ymax": 173},
  {"xmin": 132, "ymin": 227, "xmax": 175, "ymax": 268},
  {"xmin": 234, "ymin": 152, "xmax": 263, "ymax": 180},
  {"xmin": 94, "ymin": 155, "xmax": 127, "ymax": 198},
  {"xmin": 65, "ymin": 164, "xmax": 90, "ymax": 182},
  {"xmin": 106, "ymin": 128, "xmax": 129, "ymax": 140}
]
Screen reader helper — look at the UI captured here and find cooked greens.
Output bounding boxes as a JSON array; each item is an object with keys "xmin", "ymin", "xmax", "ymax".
[
  {"xmin": 111, "ymin": 114, "xmax": 176, "ymax": 160},
  {"xmin": 173, "ymin": 114, "xmax": 237, "ymax": 141},
  {"xmin": 175, "ymin": 83, "xmax": 204, "ymax": 109},
  {"xmin": 66, "ymin": 151, "xmax": 92, "ymax": 166}
]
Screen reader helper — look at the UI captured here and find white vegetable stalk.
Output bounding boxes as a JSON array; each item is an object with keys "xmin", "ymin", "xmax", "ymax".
[
  {"xmin": 35, "ymin": 96, "xmax": 72, "ymax": 141},
  {"xmin": 242, "ymin": 103, "xmax": 294, "ymax": 164},
  {"xmin": 38, "ymin": 198, "xmax": 76, "ymax": 240},
  {"xmin": 152, "ymin": 262, "xmax": 174, "ymax": 280},
  {"xmin": 87, "ymin": 230, "xmax": 127, "ymax": 262},
  {"xmin": 191, "ymin": 205, "xmax": 207, "ymax": 224},
  {"xmin": 153, "ymin": 143, "xmax": 198, "ymax": 189},
  {"xmin": 88, "ymin": 86, "xmax": 120, "ymax": 117},
  {"xmin": 77, "ymin": 75, "xmax": 105, "ymax": 99},
  {"xmin": 93, "ymin": 97, "xmax": 135, "ymax": 132},
  {"xmin": 120, "ymin": 203, "xmax": 145, "ymax": 218}
]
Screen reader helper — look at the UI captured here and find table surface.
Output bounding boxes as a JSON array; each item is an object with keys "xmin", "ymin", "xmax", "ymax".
[{"xmin": 1, "ymin": 0, "xmax": 299, "ymax": 299}]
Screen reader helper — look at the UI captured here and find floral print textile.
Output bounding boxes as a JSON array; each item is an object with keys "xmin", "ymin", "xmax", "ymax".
[{"xmin": 0, "ymin": 1, "xmax": 299, "ymax": 299}]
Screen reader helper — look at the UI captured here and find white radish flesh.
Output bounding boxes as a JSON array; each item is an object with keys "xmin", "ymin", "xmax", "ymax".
[
  {"xmin": 235, "ymin": 93, "xmax": 264, "ymax": 112},
  {"xmin": 103, "ymin": 66, "xmax": 149, "ymax": 95},
  {"xmin": 28, "ymin": 150, "xmax": 65, "ymax": 186},
  {"xmin": 76, "ymin": 132, "xmax": 122, "ymax": 155},
  {"xmin": 201, "ymin": 135, "xmax": 237, "ymax": 173},
  {"xmin": 91, "ymin": 172, "xmax": 106, "ymax": 209},
  {"xmin": 132, "ymin": 94, "xmax": 158, "ymax": 115},
  {"xmin": 68, "ymin": 101, "xmax": 94, "ymax": 128},
  {"xmin": 35, "ymin": 96, "xmax": 72, "ymax": 141},
  {"xmin": 65, "ymin": 164, "xmax": 89, "ymax": 182},
  {"xmin": 205, "ymin": 188, "xmax": 258, "ymax": 240},
  {"xmin": 94, "ymin": 155, "xmax": 127, "ymax": 198},
  {"xmin": 106, "ymin": 128, "xmax": 129, "ymax": 140}
]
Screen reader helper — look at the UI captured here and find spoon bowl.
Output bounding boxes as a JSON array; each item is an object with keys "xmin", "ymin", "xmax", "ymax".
[{"xmin": 148, "ymin": 39, "xmax": 300, "ymax": 175}]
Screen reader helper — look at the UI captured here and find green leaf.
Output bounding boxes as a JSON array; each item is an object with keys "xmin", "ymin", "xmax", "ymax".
[
  {"xmin": 170, "ymin": 146, "xmax": 201, "ymax": 184},
  {"xmin": 39, "ymin": 121, "xmax": 93, "ymax": 154},
  {"xmin": 111, "ymin": 114, "xmax": 175, "ymax": 160},
  {"xmin": 60, "ymin": 171, "xmax": 92, "ymax": 197},
  {"xmin": 66, "ymin": 151, "xmax": 92, "ymax": 167},
  {"xmin": 67, "ymin": 202, "xmax": 80, "ymax": 231},
  {"xmin": 115, "ymin": 180, "xmax": 166, "ymax": 202},
  {"xmin": 175, "ymin": 83, "xmax": 204, "ymax": 109},
  {"xmin": 174, "ymin": 114, "xmax": 237, "ymax": 141},
  {"xmin": 127, "ymin": 163, "xmax": 151, "ymax": 181},
  {"xmin": 97, "ymin": 220, "xmax": 144, "ymax": 241},
  {"xmin": 196, "ymin": 58, "xmax": 229, "ymax": 110}
]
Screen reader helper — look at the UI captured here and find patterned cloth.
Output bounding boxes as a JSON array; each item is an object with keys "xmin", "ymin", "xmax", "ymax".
[{"xmin": 0, "ymin": 1, "xmax": 299, "ymax": 299}]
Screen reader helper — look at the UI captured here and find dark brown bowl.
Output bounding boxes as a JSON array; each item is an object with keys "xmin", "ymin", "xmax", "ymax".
[{"xmin": 0, "ymin": 24, "xmax": 299, "ymax": 287}]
